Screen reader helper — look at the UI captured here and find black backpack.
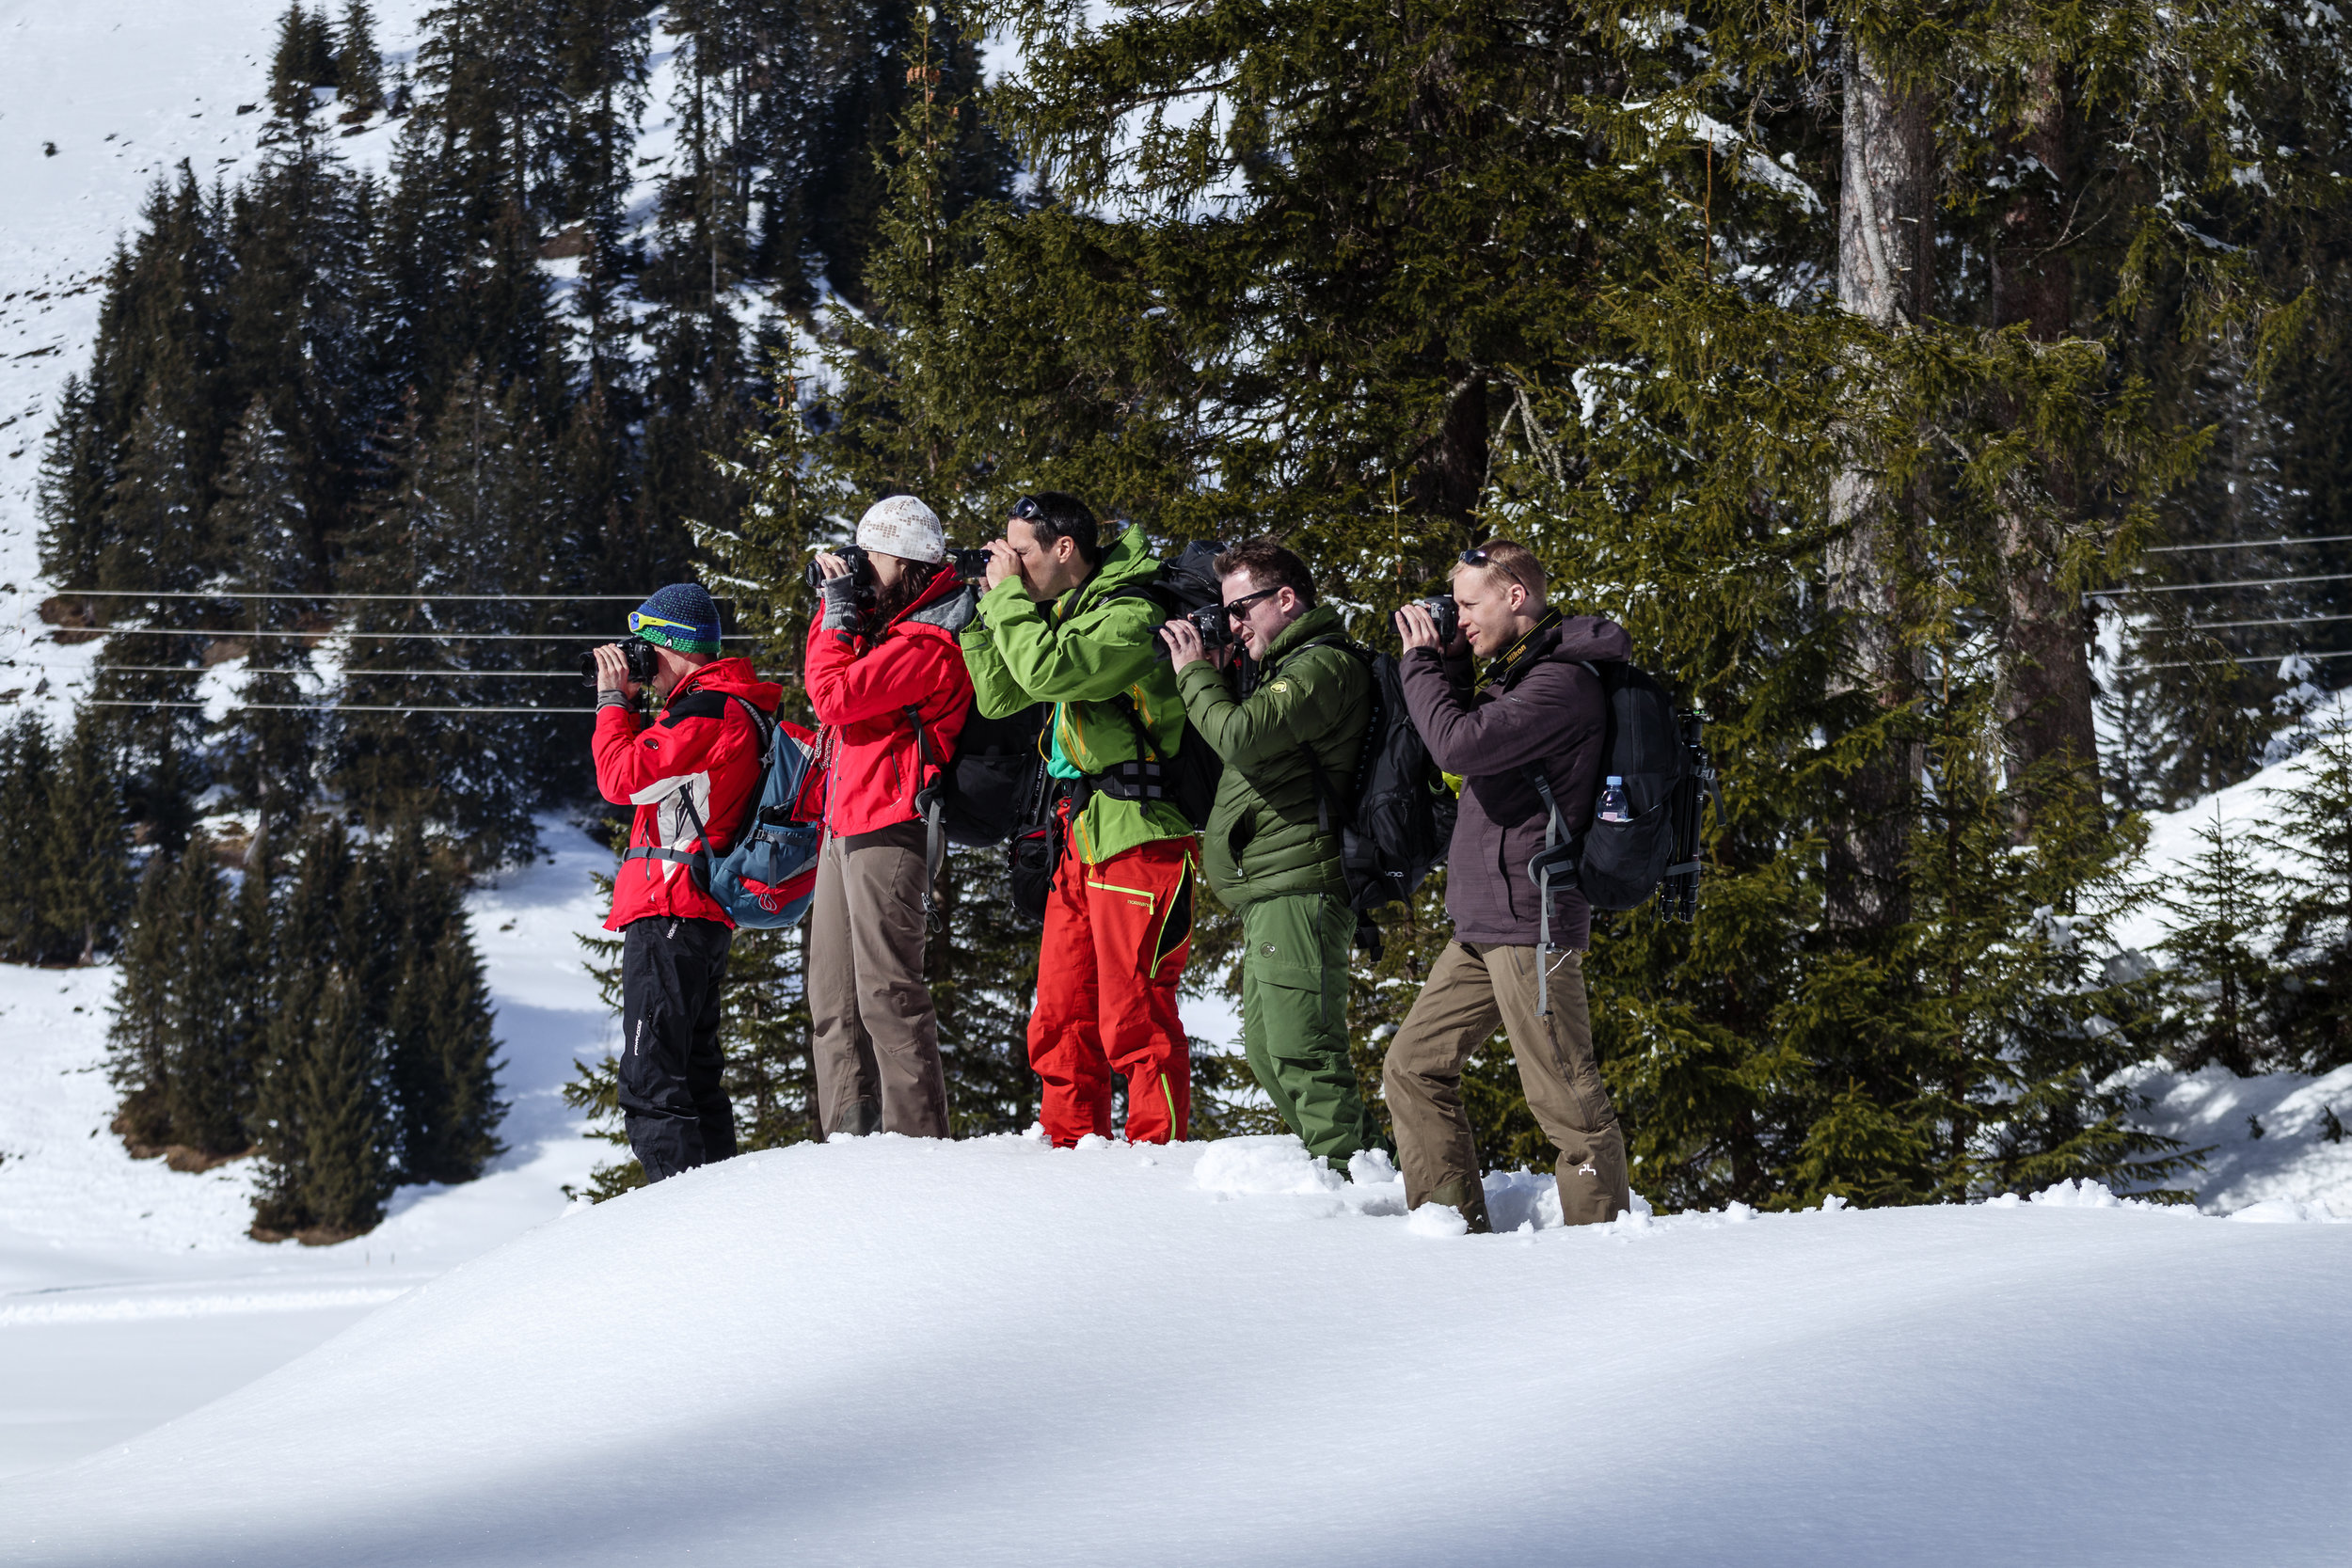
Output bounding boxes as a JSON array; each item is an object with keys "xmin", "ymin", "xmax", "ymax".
[
  {"xmin": 1524, "ymin": 660, "xmax": 1710, "ymax": 918},
  {"xmin": 1097, "ymin": 539, "xmax": 1226, "ymax": 832},
  {"xmin": 939, "ymin": 700, "xmax": 1048, "ymax": 848},
  {"xmin": 1295, "ymin": 639, "xmax": 1455, "ymax": 953}
]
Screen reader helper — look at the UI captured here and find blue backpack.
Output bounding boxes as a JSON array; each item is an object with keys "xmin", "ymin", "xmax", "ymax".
[{"xmin": 672, "ymin": 698, "xmax": 825, "ymax": 930}]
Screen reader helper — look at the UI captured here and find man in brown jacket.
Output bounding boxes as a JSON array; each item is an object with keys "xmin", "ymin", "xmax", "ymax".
[{"xmin": 1386, "ymin": 540, "xmax": 1634, "ymax": 1232}]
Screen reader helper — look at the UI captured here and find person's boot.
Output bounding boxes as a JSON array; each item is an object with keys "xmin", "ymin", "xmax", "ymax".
[{"xmin": 1423, "ymin": 1175, "xmax": 1493, "ymax": 1235}]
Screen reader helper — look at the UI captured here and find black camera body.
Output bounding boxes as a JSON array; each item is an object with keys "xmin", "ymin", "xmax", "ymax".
[
  {"xmin": 1416, "ymin": 593, "xmax": 1460, "ymax": 647},
  {"xmin": 803, "ymin": 545, "xmax": 993, "ymax": 593},
  {"xmin": 1152, "ymin": 601, "xmax": 1233, "ymax": 663},
  {"xmin": 577, "ymin": 638, "xmax": 660, "ymax": 690}
]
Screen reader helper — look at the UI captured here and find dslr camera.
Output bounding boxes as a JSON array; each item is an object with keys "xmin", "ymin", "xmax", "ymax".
[
  {"xmin": 1414, "ymin": 593, "xmax": 1460, "ymax": 646},
  {"xmin": 1153, "ymin": 601, "xmax": 1233, "ymax": 664},
  {"xmin": 576, "ymin": 639, "xmax": 659, "ymax": 690},
  {"xmin": 802, "ymin": 544, "xmax": 993, "ymax": 592}
]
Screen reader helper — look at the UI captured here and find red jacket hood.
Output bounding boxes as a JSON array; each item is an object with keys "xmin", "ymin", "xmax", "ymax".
[{"xmin": 670, "ymin": 656, "xmax": 785, "ymax": 712}]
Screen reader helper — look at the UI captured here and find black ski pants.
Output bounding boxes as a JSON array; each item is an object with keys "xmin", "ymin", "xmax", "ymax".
[{"xmin": 619, "ymin": 915, "xmax": 738, "ymax": 1181}]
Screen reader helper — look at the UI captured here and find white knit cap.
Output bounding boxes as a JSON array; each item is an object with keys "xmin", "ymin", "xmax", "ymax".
[{"xmin": 854, "ymin": 495, "xmax": 946, "ymax": 564}]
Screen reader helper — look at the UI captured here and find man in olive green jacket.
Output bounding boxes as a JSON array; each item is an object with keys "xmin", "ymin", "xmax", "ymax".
[
  {"xmin": 962, "ymin": 492, "xmax": 1200, "ymax": 1146},
  {"xmin": 1161, "ymin": 538, "xmax": 1376, "ymax": 1168}
]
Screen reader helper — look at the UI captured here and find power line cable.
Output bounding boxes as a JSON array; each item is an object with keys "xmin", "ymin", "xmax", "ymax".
[
  {"xmin": 2185, "ymin": 613, "xmax": 2352, "ymax": 632},
  {"xmin": 2144, "ymin": 533, "xmax": 2352, "ymax": 554},
  {"xmin": 2093, "ymin": 570, "xmax": 2352, "ymax": 596},
  {"xmin": 36, "ymin": 590, "xmax": 737, "ymax": 601},
  {"xmin": 85, "ymin": 701, "xmax": 597, "ymax": 715},
  {"xmin": 2113, "ymin": 648, "xmax": 2352, "ymax": 673},
  {"xmin": 73, "ymin": 665, "xmax": 582, "ymax": 679},
  {"xmin": 43, "ymin": 628, "xmax": 616, "ymax": 641}
]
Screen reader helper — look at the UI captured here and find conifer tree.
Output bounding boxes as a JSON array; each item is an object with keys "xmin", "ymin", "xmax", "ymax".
[
  {"xmin": 43, "ymin": 712, "xmax": 131, "ymax": 966},
  {"xmin": 158, "ymin": 832, "xmax": 249, "ymax": 1157},
  {"xmin": 2266, "ymin": 724, "xmax": 2352, "ymax": 1071},
  {"xmin": 269, "ymin": 5, "xmax": 341, "ymax": 122},
  {"xmin": 106, "ymin": 855, "xmax": 179, "ymax": 1150},
  {"xmin": 36, "ymin": 375, "xmax": 113, "ymax": 590},
  {"xmin": 2157, "ymin": 802, "xmax": 2284, "ymax": 1077},
  {"xmin": 379, "ymin": 816, "xmax": 507, "ymax": 1181},
  {"xmin": 0, "ymin": 716, "xmax": 56, "ymax": 962},
  {"xmin": 274, "ymin": 966, "xmax": 394, "ymax": 1238},
  {"xmin": 210, "ymin": 396, "xmax": 326, "ymax": 827},
  {"xmin": 335, "ymin": 0, "xmax": 386, "ymax": 116},
  {"xmin": 252, "ymin": 825, "xmax": 394, "ymax": 1238}
]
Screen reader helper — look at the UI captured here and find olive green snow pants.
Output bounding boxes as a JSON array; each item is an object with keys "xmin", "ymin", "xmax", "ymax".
[
  {"xmin": 1240, "ymin": 893, "xmax": 1376, "ymax": 1165},
  {"xmin": 1381, "ymin": 941, "xmax": 1629, "ymax": 1230}
]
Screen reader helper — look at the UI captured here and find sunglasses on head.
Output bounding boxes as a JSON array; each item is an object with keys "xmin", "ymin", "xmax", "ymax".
[
  {"xmin": 1009, "ymin": 495, "xmax": 1042, "ymax": 522},
  {"xmin": 1459, "ymin": 547, "xmax": 1490, "ymax": 566}
]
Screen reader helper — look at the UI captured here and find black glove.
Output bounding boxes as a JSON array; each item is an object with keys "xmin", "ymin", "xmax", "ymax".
[{"xmin": 818, "ymin": 573, "xmax": 863, "ymax": 635}]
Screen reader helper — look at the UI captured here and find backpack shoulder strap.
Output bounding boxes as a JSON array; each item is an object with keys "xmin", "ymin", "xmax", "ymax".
[{"xmin": 1283, "ymin": 635, "xmax": 1374, "ymax": 837}]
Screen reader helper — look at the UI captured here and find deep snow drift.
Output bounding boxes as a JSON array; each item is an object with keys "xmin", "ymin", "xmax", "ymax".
[
  {"xmin": 4, "ymin": 1133, "xmax": 2347, "ymax": 1568},
  {"xmin": 0, "ymin": 831, "xmax": 614, "ymax": 1478}
]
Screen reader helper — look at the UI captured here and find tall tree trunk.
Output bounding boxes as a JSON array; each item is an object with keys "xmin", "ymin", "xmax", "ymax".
[
  {"xmin": 1824, "ymin": 39, "xmax": 1934, "ymax": 930},
  {"xmin": 1993, "ymin": 60, "xmax": 2100, "ymax": 824},
  {"xmin": 1414, "ymin": 372, "xmax": 1489, "ymax": 542}
]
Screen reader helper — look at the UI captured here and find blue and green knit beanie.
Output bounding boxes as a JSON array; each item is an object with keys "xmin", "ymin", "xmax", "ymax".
[{"xmin": 629, "ymin": 582, "xmax": 723, "ymax": 656}]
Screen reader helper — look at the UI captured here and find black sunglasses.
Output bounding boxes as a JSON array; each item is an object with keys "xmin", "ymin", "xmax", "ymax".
[
  {"xmin": 1459, "ymin": 547, "xmax": 1490, "ymax": 566},
  {"xmin": 1224, "ymin": 585, "xmax": 1280, "ymax": 621},
  {"xmin": 1009, "ymin": 495, "xmax": 1041, "ymax": 521}
]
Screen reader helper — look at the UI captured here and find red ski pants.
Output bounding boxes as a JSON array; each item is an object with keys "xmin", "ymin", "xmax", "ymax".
[{"xmin": 1029, "ymin": 832, "xmax": 1197, "ymax": 1146}]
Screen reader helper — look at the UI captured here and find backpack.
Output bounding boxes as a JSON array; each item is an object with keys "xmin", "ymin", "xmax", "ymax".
[
  {"xmin": 1095, "ymin": 538, "xmax": 1227, "ymax": 832},
  {"xmin": 671, "ymin": 697, "xmax": 826, "ymax": 930},
  {"xmin": 1523, "ymin": 660, "xmax": 1710, "ymax": 918},
  {"xmin": 1294, "ymin": 638, "xmax": 1456, "ymax": 953},
  {"xmin": 937, "ymin": 700, "xmax": 1049, "ymax": 848}
]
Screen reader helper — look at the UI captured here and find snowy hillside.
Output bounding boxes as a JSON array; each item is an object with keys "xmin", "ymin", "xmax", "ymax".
[
  {"xmin": 0, "ymin": 826, "xmax": 612, "ymax": 1478},
  {"xmin": 6, "ymin": 1134, "xmax": 2349, "ymax": 1567},
  {"xmin": 0, "ymin": 0, "xmax": 435, "ymax": 712}
]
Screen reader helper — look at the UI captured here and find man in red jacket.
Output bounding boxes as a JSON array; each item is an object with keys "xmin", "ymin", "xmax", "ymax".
[{"xmin": 593, "ymin": 582, "xmax": 783, "ymax": 1182}]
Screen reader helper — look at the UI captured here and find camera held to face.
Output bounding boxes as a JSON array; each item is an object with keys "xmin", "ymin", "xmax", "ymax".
[
  {"xmin": 1154, "ymin": 601, "xmax": 1234, "ymax": 663},
  {"xmin": 577, "ymin": 638, "xmax": 660, "ymax": 690},
  {"xmin": 802, "ymin": 544, "xmax": 993, "ymax": 593},
  {"xmin": 1416, "ymin": 593, "xmax": 1460, "ymax": 647}
]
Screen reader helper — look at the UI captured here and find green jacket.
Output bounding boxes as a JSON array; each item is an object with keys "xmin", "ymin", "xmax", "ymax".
[
  {"xmin": 961, "ymin": 527, "xmax": 1195, "ymax": 865},
  {"xmin": 1174, "ymin": 603, "xmax": 1371, "ymax": 911}
]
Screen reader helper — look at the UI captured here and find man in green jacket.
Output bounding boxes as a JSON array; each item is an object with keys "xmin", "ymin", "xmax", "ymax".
[
  {"xmin": 1159, "ymin": 537, "xmax": 1377, "ymax": 1169},
  {"xmin": 963, "ymin": 492, "xmax": 1200, "ymax": 1146}
]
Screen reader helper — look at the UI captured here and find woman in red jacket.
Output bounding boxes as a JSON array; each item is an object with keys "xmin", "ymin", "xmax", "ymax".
[{"xmin": 804, "ymin": 496, "xmax": 975, "ymax": 1138}]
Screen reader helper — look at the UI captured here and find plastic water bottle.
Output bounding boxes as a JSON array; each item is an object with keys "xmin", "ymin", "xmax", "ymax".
[{"xmin": 1597, "ymin": 775, "xmax": 1630, "ymax": 823}]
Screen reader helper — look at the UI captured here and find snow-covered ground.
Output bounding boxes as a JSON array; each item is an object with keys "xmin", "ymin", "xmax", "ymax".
[
  {"xmin": 0, "ymin": 815, "xmax": 1245, "ymax": 1482},
  {"xmin": 4, "ymin": 1134, "xmax": 2348, "ymax": 1567},
  {"xmin": 0, "ymin": 825, "xmax": 612, "ymax": 1480}
]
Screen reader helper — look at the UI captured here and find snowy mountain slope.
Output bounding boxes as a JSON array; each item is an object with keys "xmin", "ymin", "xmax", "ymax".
[
  {"xmin": 0, "ymin": 0, "xmax": 437, "ymax": 718},
  {"xmin": 0, "ymin": 824, "xmax": 613, "ymax": 1479},
  {"xmin": 4, "ymin": 1134, "xmax": 2346, "ymax": 1568}
]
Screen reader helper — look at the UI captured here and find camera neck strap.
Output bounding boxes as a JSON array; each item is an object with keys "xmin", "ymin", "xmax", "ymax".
[{"xmin": 901, "ymin": 705, "xmax": 946, "ymax": 932}]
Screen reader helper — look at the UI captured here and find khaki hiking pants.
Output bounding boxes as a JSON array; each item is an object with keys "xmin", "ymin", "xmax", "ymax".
[
  {"xmin": 809, "ymin": 820, "xmax": 949, "ymax": 1139},
  {"xmin": 1381, "ymin": 941, "xmax": 1629, "ymax": 1229}
]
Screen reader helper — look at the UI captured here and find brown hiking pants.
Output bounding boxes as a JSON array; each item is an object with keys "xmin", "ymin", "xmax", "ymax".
[
  {"xmin": 1381, "ymin": 941, "xmax": 1629, "ymax": 1229},
  {"xmin": 808, "ymin": 820, "xmax": 949, "ymax": 1139}
]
